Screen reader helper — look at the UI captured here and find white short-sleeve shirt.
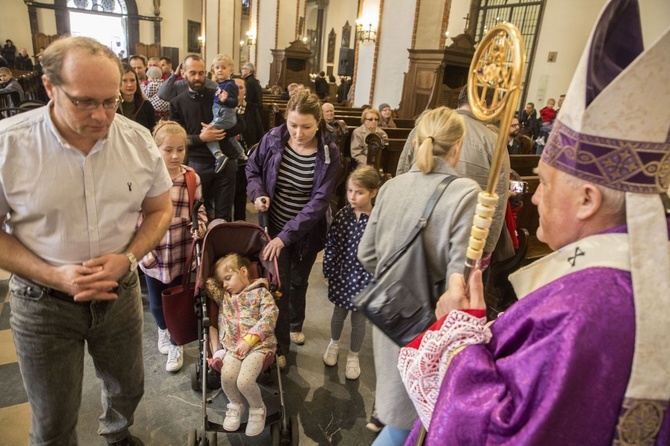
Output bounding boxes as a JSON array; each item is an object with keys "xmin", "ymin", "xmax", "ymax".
[{"xmin": 0, "ymin": 105, "xmax": 172, "ymax": 266}]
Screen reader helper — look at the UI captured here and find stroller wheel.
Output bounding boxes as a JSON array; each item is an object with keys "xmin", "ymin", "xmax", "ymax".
[
  {"xmin": 280, "ymin": 415, "xmax": 299, "ymax": 445},
  {"xmin": 206, "ymin": 431, "xmax": 217, "ymax": 445},
  {"xmin": 191, "ymin": 365, "xmax": 200, "ymax": 391},
  {"xmin": 271, "ymin": 421, "xmax": 281, "ymax": 446},
  {"xmin": 187, "ymin": 428, "xmax": 198, "ymax": 446}
]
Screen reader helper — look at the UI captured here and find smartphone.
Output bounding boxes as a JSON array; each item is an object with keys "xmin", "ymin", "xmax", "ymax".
[{"xmin": 509, "ymin": 180, "xmax": 528, "ymax": 194}]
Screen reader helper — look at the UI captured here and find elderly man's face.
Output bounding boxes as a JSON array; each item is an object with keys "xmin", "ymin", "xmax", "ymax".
[
  {"xmin": 532, "ymin": 161, "xmax": 582, "ymax": 250},
  {"xmin": 44, "ymin": 52, "xmax": 120, "ymax": 149},
  {"xmin": 322, "ymin": 104, "xmax": 335, "ymax": 122},
  {"xmin": 241, "ymin": 66, "xmax": 251, "ymax": 78}
]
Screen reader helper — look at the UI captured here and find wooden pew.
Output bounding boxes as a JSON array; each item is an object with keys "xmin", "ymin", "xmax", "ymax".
[
  {"xmin": 509, "ymin": 154, "xmax": 540, "ymax": 176},
  {"xmin": 383, "ymin": 127, "xmax": 412, "ymax": 140}
]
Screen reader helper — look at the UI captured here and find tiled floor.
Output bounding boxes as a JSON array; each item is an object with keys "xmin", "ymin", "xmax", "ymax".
[{"xmin": 0, "ymin": 210, "xmax": 379, "ymax": 445}]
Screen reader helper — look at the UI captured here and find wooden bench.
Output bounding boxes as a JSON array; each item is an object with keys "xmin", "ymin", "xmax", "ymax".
[{"xmin": 509, "ymin": 154, "xmax": 540, "ymax": 176}]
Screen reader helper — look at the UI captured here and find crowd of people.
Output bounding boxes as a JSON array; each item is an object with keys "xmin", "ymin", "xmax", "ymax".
[{"xmin": 1, "ymin": 1, "xmax": 669, "ymax": 442}]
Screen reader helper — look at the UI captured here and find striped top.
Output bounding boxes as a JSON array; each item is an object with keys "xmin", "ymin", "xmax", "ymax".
[{"xmin": 269, "ymin": 145, "xmax": 316, "ymax": 234}]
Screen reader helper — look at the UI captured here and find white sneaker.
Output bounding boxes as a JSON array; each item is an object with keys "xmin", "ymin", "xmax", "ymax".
[
  {"xmin": 223, "ymin": 402, "xmax": 243, "ymax": 431},
  {"xmin": 245, "ymin": 405, "xmax": 266, "ymax": 436},
  {"xmin": 323, "ymin": 341, "xmax": 339, "ymax": 366},
  {"xmin": 345, "ymin": 354, "xmax": 360, "ymax": 380},
  {"xmin": 157, "ymin": 328, "xmax": 170, "ymax": 355},
  {"xmin": 166, "ymin": 345, "xmax": 183, "ymax": 372}
]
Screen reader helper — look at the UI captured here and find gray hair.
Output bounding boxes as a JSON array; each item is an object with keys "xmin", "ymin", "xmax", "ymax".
[{"xmin": 564, "ymin": 173, "xmax": 626, "ymax": 224}]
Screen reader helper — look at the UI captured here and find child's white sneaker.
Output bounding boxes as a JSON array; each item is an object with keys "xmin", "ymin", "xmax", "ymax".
[
  {"xmin": 157, "ymin": 328, "xmax": 170, "ymax": 355},
  {"xmin": 223, "ymin": 402, "xmax": 243, "ymax": 431},
  {"xmin": 245, "ymin": 405, "xmax": 266, "ymax": 436},
  {"xmin": 323, "ymin": 341, "xmax": 339, "ymax": 366},
  {"xmin": 345, "ymin": 353, "xmax": 360, "ymax": 380}
]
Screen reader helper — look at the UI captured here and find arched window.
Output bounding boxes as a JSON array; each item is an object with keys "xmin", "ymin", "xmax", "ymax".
[{"xmin": 66, "ymin": 0, "xmax": 130, "ymax": 56}]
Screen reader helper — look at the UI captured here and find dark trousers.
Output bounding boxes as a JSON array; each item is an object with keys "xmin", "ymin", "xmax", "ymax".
[
  {"xmin": 234, "ymin": 162, "xmax": 248, "ymax": 221},
  {"xmin": 144, "ymin": 274, "xmax": 182, "ymax": 345},
  {"xmin": 273, "ymin": 242, "xmax": 318, "ymax": 354},
  {"xmin": 189, "ymin": 157, "xmax": 237, "ymax": 221}
]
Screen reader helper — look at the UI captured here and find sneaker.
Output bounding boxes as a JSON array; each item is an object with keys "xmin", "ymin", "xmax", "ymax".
[
  {"xmin": 345, "ymin": 354, "xmax": 360, "ymax": 380},
  {"xmin": 157, "ymin": 328, "xmax": 170, "ymax": 355},
  {"xmin": 276, "ymin": 355, "xmax": 287, "ymax": 369},
  {"xmin": 107, "ymin": 435, "xmax": 142, "ymax": 446},
  {"xmin": 245, "ymin": 405, "xmax": 266, "ymax": 436},
  {"xmin": 366, "ymin": 410, "xmax": 384, "ymax": 433},
  {"xmin": 223, "ymin": 402, "xmax": 243, "ymax": 431},
  {"xmin": 323, "ymin": 341, "xmax": 339, "ymax": 366},
  {"xmin": 214, "ymin": 153, "xmax": 229, "ymax": 174},
  {"xmin": 166, "ymin": 345, "xmax": 183, "ymax": 372},
  {"xmin": 290, "ymin": 331, "xmax": 305, "ymax": 345}
]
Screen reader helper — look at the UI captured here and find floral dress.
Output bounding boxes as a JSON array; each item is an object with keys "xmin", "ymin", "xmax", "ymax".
[
  {"xmin": 323, "ymin": 205, "xmax": 373, "ymax": 311},
  {"xmin": 205, "ymin": 278, "xmax": 278, "ymax": 360}
]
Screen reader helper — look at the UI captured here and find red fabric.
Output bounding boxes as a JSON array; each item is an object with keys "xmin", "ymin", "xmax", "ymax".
[
  {"xmin": 505, "ymin": 201, "xmax": 520, "ymax": 249},
  {"xmin": 405, "ymin": 309, "xmax": 487, "ymax": 349},
  {"xmin": 540, "ymin": 106, "xmax": 556, "ymax": 123}
]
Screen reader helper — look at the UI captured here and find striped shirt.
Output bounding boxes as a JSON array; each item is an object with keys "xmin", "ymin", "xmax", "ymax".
[{"xmin": 269, "ymin": 145, "xmax": 316, "ymax": 234}]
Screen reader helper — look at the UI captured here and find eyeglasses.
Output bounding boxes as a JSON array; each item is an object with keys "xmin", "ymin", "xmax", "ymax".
[
  {"xmin": 58, "ymin": 86, "xmax": 121, "ymax": 110},
  {"xmin": 510, "ymin": 123, "xmax": 520, "ymax": 128},
  {"xmin": 365, "ymin": 117, "xmax": 379, "ymax": 121}
]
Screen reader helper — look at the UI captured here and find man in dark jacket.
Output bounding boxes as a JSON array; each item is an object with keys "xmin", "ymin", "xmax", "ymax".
[
  {"xmin": 241, "ymin": 62, "xmax": 264, "ymax": 133},
  {"xmin": 170, "ymin": 55, "xmax": 244, "ymax": 221},
  {"xmin": 315, "ymin": 71, "xmax": 329, "ymax": 99}
]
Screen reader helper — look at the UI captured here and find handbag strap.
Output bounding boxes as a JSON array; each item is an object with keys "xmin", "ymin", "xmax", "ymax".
[
  {"xmin": 180, "ymin": 237, "xmax": 199, "ymax": 288},
  {"xmin": 184, "ymin": 168, "xmax": 197, "ymax": 219},
  {"xmin": 378, "ymin": 175, "xmax": 457, "ymax": 276}
]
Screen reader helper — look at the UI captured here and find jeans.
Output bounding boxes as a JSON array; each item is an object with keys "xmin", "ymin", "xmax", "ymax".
[
  {"xmin": 371, "ymin": 426, "xmax": 412, "ymax": 446},
  {"xmin": 144, "ymin": 274, "xmax": 182, "ymax": 345},
  {"xmin": 234, "ymin": 161, "xmax": 248, "ymax": 221},
  {"xmin": 207, "ymin": 105, "xmax": 244, "ymax": 159},
  {"xmin": 9, "ymin": 271, "xmax": 144, "ymax": 445},
  {"xmin": 273, "ymin": 242, "xmax": 318, "ymax": 353},
  {"xmin": 189, "ymin": 157, "xmax": 237, "ymax": 222}
]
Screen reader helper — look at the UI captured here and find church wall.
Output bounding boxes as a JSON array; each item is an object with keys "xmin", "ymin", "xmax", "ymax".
[
  {"xmin": 352, "ymin": 0, "xmax": 380, "ymax": 106},
  {"xmin": 2, "ymin": 0, "xmax": 36, "ymax": 54},
  {"xmin": 526, "ymin": 0, "xmax": 670, "ymax": 110},
  {"xmin": 320, "ymin": 0, "xmax": 358, "ymax": 83},
  {"xmin": 446, "ymin": 0, "xmax": 470, "ymax": 44},
  {"xmin": 372, "ymin": 0, "xmax": 416, "ymax": 110},
  {"xmin": 278, "ymin": 0, "xmax": 299, "ymax": 49},
  {"xmin": 257, "ymin": 0, "xmax": 278, "ymax": 86},
  {"xmin": 414, "ymin": 0, "xmax": 445, "ymax": 50}
]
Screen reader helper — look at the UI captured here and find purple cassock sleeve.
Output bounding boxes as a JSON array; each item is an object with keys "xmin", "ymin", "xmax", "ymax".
[{"xmin": 406, "ymin": 267, "xmax": 670, "ymax": 445}]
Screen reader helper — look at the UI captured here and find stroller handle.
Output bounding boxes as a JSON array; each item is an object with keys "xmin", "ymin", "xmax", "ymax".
[
  {"xmin": 192, "ymin": 198, "xmax": 204, "ymax": 229},
  {"xmin": 258, "ymin": 198, "xmax": 269, "ymax": 230}
]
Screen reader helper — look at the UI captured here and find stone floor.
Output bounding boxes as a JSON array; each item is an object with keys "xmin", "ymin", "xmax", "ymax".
[{"xmin": 0, "ymin": 207, "xmax": 380, "ymax": 446}]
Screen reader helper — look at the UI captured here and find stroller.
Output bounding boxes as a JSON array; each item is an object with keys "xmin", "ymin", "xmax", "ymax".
[{"xmin": 168, "ymin": 200, "xmax": 298, "ymax": 446}]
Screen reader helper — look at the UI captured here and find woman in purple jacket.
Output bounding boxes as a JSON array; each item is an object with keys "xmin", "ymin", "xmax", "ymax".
[{"xmin": 246, "ymin": 90, "xmax": 341, "ymax": 368}]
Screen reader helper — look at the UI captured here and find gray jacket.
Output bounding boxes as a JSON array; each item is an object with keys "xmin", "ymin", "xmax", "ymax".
[
  {"xmin": 454, "ymin": 109, "xmax": 511, "ymax": 256},
  {"xmin": 157, "ymin": 73, "xmax": 219, "ymax": 102},
  {"xmin": 357, "ymin": 158, "xmax": 480, "ymax": 429}
]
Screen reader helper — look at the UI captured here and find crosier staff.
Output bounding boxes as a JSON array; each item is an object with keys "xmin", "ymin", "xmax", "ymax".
[{"xmin": 463, "ymin": 23, "xmax": 526, "ymax": 282}]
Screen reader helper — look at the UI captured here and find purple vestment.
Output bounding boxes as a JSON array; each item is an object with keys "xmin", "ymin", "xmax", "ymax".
[{"xmin": 405, "ymin": 227, "xmax": 670, "ymax": 444}]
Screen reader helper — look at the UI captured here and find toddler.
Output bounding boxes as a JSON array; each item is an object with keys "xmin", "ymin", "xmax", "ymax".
[
  {"xmin": 206, "ymin": 54, "xmax": 244, "ymax": 174},
  {"xmin": 322, "ymin": 165, "xmax": 380, "ymax": 379},
  {"xmin": 206, "ymin": 253, "xmax": 278, "ymax": 436}
]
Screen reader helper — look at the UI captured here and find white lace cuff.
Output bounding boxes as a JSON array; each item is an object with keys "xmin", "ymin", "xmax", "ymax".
[{"xmin": 397, "ymin": 310, "xmax": 492, "ymax": 430}]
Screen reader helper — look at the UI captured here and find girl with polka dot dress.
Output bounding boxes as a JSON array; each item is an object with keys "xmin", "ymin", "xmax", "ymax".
[{"xmin": 322, "ymin": 165, "xmax": 380, "ymax": 380}]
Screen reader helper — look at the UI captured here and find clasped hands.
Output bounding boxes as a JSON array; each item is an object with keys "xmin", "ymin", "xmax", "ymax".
[{"xmin": 56, "ymin": 253, "xmax": 131, "ymax": 302}]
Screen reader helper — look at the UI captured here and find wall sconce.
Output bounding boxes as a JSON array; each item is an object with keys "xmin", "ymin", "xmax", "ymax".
[
  {"xmin": 356, "ymin": 20, "xmax": 376, "ymax": 43},
  {"xmin": 245, "ymin": 30, "xmax": 256, "ymax": 46},
  {"xmin": 197, "ymin": 35, "xmax": 205, "ymax": 47},
  {"xmin": 444, "ymin": 31, "xmax": 450, "ymax": 47},
  {"xmin": 240, "ymin": 40, "xmax": 245, "ymax": 48}
]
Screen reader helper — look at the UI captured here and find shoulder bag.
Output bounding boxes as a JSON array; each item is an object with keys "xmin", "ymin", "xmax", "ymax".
[{"xmin": 352, "ymin": 175, "xmax": 457, "ymax": 346}]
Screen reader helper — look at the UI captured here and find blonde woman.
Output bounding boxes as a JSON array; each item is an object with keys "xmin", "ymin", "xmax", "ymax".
[
  {"xmin": 357, "ymin": 106, "xmax": 481, "ymax": 445},
  {"xmin": 350, "ymin": 108, "xmax": 389, "ymax": 166}
]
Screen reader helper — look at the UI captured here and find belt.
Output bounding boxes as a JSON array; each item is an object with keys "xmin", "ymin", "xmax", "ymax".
[{"xmin": 11, "ymin": 275, "xmax": 82, "ymax": 304}]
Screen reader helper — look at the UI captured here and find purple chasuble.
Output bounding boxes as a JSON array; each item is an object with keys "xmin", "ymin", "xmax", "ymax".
[{"xmin": 406, "ymin": 224, "xmax": 670, "ymax": 445}]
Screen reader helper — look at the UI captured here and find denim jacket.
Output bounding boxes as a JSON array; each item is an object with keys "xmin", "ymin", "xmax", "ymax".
[{"xmin": 246, "ymin": 123, "xmax": 341, "ymax": 256}]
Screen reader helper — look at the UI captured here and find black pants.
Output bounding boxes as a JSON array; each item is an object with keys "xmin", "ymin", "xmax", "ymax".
[
  {"xmin": 273, "ymin": 242, "xmax": 318, "ymax": 354},
  {"xmin": 189, "ymin": 157, "xmax": 236, "ymax": 222},
  {"xmin": 234, "ymin": 162, "xmax": 248, "ymax": 221}
]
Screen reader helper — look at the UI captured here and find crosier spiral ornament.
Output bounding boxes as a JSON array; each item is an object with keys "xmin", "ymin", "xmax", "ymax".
[{"xmin": 463, "ymin": 23, "xmax": 525, "ymax": 282}]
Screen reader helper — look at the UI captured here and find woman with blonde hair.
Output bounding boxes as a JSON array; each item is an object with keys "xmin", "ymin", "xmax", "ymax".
[
  {"xmin": 357, "ymin": 106, "xmax": 481, "ymax": 445},
  {"xmin": 350, "ymin": 107, "xmax": 389, "ymax": 166}
]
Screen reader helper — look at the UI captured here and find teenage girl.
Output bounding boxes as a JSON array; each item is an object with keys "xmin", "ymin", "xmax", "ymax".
[
  {"xmin": 140, "ymin": 120, "xmax": 207, "ymax": 372},
  {"xmin": 322, "ymin": 165, "xmax": 380, "ymax": 379}
]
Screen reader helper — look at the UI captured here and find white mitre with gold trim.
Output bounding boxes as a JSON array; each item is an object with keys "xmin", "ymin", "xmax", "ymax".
[{"xmin": 541, "ymin": 0, "xmax": 670, "ymax": 443}]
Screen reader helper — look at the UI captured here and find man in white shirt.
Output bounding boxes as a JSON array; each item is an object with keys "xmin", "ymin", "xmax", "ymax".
[{"xmin": 0, "ymin": 37, "xmax": 173, "ymax": 446}]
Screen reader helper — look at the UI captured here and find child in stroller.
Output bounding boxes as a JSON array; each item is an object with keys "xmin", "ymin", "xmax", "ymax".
[{"xmin": 205, "ymin": 253, "xmax": 278, "ymax": 437}]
